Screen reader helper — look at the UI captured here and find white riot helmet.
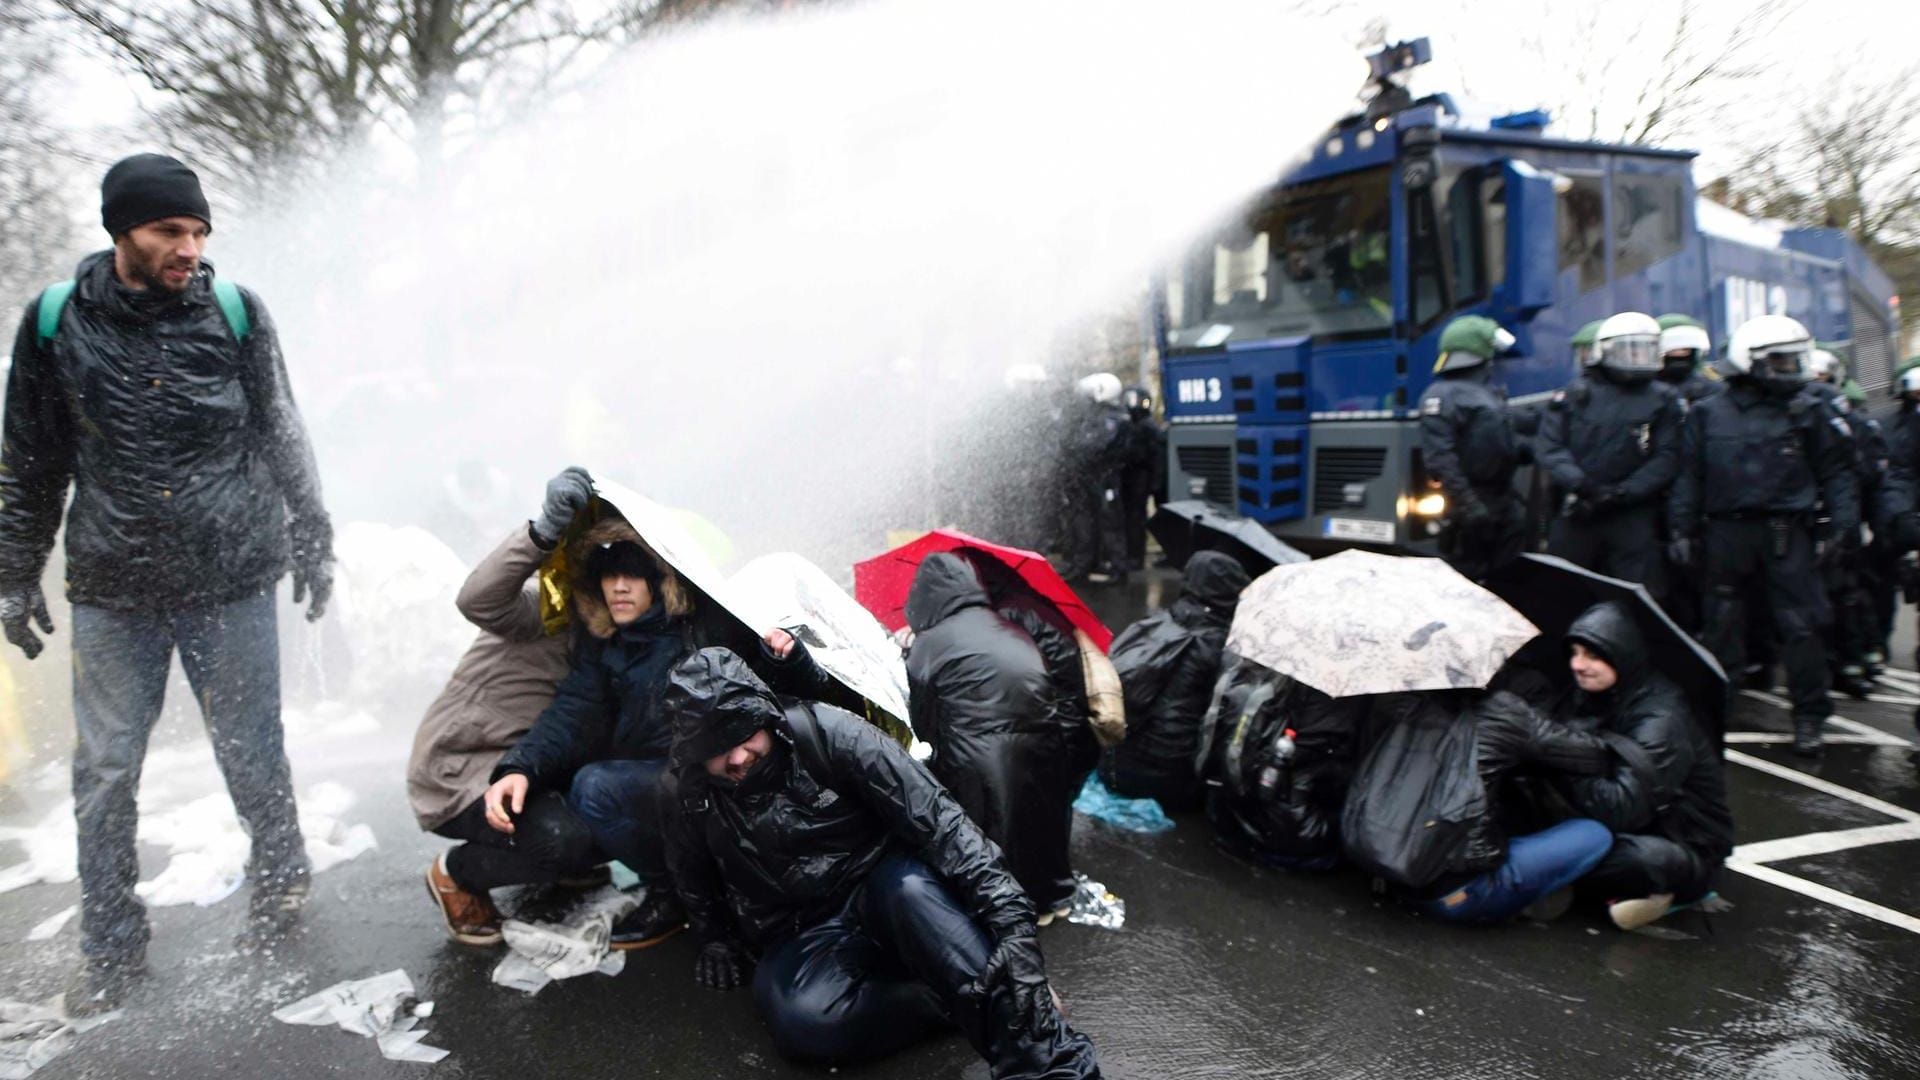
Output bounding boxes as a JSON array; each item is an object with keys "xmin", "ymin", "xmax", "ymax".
[
  {"xmin": 1725, "ymin": 314, "xmax": 1814, "ymax": 393},
  {"xmin": 1897, "ymin": 366, "xmax": 1920, "ymax": 398},
  {"xmin": 1659, "ymin": 324, "xmax": 1710, "ymax": 361},
  {"xmin": 1593, "ymin": 312, "xmax": 1663, "ymax": 382},
  {"xmin": 1075, "ymin": 372, "xmax": 1123, "ymax": 405},
  {"xmin": 1808, "ymin": 349, "xmax": 1842, "ymax": 383}
]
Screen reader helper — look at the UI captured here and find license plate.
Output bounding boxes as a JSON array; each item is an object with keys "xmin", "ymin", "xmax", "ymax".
[{"xmin": 1322, "ymin": 517, "xmax": 1395, "ymax": 544}]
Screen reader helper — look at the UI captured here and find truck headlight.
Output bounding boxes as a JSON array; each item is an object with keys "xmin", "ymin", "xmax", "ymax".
[{"xmin": 1413, "ymin": 492, "xmax": 1447, "ymax": 517}]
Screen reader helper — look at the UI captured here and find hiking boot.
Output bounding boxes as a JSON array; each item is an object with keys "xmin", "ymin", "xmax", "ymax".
[
  {"xmin": 425, "ymin": 854, "xmax": 503, "ymax": 946},
  {"xmin": 1608, "ymin": 892, "xmax": 1677, "ymax": 931},
  {"xmin": 65, "ymin": 953, "xmax": 145, "ymax": 1017},
  {"xmin": 237, "ymin": 878, "xmax": 311, "ymax": 952},
  {"xmin": 1791, "ymin": 717, "xmax": 1825, "ymax": 758},
  {"xmin": 610, "ymin": 891, "xmax": 686, "ymax": 950}
]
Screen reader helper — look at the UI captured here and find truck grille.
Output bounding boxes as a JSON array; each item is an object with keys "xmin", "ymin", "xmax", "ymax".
[
  {"xmin": 1850, "ymin": 292, "xmax": 1892, "ymax": 399},
  {"xmin": 1311, "ymin": 447, "xmax": 1387, "ymax": 513},
  {"xmin": 1177, "ymin": 445, "xmax": 1236, "ymax": 511}
]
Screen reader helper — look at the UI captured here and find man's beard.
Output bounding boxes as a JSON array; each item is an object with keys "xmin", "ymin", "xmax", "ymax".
[{"xmin": 129, "ymin": 254, "xmax": 195, "ymax": 294}]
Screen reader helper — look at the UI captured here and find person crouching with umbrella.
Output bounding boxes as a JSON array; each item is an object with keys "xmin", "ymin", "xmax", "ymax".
[{"xmin": 1550, "ymin": 602, "xmax": 1735, "ymax": 930}]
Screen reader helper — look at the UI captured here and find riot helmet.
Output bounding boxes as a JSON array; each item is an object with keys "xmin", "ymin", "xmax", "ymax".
[
  {"xmin": 1897, "ymin": 365, "xmax": 1920, "ymax": 401},
  {"xmin": 1570, "ymin": 320, "xmax": 1603, "ymax": 369},
  {"xmin": 1658, "ymin": 324, "xmax": 1710, "ymax": 382},
  {"xmin": 1808, "ymin": 349, "xmax": 1842, "ymax": 384},
  {"xmin": 1075, "ymin": 372, "xmax": 1123, "ymax": 405},
  {"xmin": 1122, "ymin": 384, "xmax": 1154, "ymax": 420},
  {"xmin": 1593, "ymin": 312, "xmax": 1662, "ymax": 382},
  {"xmin": 1725, "ymin": 314, "xmax": 1814, "ymax": 395},
  {"xmin": 1435, "ymin": 315, "xmax": 1516, "ymax": 375}
]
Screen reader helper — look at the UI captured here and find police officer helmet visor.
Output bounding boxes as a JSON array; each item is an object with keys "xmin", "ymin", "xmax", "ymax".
[
  {"xmin": 1754, "ymin": 341, "xmax": 1811, "ymax": 377},
  {"xmin": 1601, "ymin": 333, "xmax": 1662, "ymax": 372}
]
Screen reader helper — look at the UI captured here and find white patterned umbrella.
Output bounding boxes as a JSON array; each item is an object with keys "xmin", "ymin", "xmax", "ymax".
[{"xmin": 1225, "ymin": 549, "xmax": 1539, "ymax": 698}]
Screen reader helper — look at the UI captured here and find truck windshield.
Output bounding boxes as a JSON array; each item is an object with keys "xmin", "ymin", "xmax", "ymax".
[{"xmin": 1164, "ymin": 166, "xmax": 1393, "ymax": 346}]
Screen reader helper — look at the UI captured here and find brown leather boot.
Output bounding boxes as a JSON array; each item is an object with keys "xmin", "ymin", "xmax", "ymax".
[{"xmin": 426, "ymin": 854, "xmax": 503, "ymax": 946}]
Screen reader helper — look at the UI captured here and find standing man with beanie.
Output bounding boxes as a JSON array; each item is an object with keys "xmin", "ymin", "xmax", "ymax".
[{"xmin": 0, "ymin": 154, "xmax": 334, "ymax": 1013}]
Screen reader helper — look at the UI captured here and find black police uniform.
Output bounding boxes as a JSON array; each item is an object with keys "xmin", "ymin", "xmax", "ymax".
[
  {"xmin": 1669, "ymin": 379, "xmax": 1861, "ymax": 740},
  {"xmin": 1419, "ymin": 366, "xmax": 1524, "ymax": 580},
  {"xmin": 1536, "ymin": 372, "xmax": 1682, "ymax": 596},
  {"xmin": 1059, "ymin": 398, "xmax": 1129, "ymax": 582},
  {"xmin": 1804, "ymin": 382, "xmax": 1882, "ymax": 695},
  {"xmin": 1117, "ymin": 394, "xmax": 1165, "ymax": 568}
]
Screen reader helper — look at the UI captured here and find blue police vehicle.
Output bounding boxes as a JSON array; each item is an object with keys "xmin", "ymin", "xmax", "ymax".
[{"xmin": 1157, "ymin": 39, "xmax": 1901, "ymax": 552}]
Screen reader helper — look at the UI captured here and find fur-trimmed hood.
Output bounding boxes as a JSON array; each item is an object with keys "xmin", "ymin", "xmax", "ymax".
[{"xmin": 569, "ymin": 516, "xmax": 691, "ymax": 639}]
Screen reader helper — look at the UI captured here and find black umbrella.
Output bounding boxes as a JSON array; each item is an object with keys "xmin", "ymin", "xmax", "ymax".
[
  {"xmin": 1148, "ymin": 501, "xmax": 1309, "ymax": 575},
  {"xmin": 1481, "ymin": 554, "xmax": 1728, "ymax": 737}
]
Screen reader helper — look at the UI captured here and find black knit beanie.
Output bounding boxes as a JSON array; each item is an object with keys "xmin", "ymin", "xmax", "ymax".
[{"xmin": 101, "ymin": 154, "xmax": 212, "ymax": 236}]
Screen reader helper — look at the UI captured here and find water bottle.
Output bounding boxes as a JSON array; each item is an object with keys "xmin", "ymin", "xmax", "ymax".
[{"xmin": 1255, "ymin": 728, "xmax": 1297, "ymax": 798}]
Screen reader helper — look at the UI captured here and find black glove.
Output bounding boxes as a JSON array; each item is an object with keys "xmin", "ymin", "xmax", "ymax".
[
  {"xmin": 1816, "ymin": 533, "xmax": 1847, "ymax": 569},
  {"xmin": 1589, "ymin": 485, "xmax": 1627, "ymax": 514},
  {"xmin": 1665, "ymin": 537, "xmax": 1695, "ymax": 570},
  {"xmin": 1564, "ymin": 494, "xmax": 1594, "ymax": 522},
  {"xmin": 0, "ymin": 581, "xmax": 53, "ymax": 659},
  {"xmin": 532, "ymin": 466, "xmax": 595, "ymax": 547},
  {"xmin": 966, "ymin": 930, "xmax": 1053, "ymax": 1039},
  {"xmin": 694, "ymin": 939, "xmax": 751, "ymax": 991},
  {"xmin": 1455, "ymin": 494, "xmax": 1493, "ymax": 530},
  {"xmin": 289, "ymin": 520, "xmax": 334, "ymax": 622}
]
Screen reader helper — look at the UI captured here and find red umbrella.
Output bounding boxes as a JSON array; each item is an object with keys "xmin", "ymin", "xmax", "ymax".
[{"xmin": 853, "ymin": 529, "xmax": 1114, "ymax": 652}]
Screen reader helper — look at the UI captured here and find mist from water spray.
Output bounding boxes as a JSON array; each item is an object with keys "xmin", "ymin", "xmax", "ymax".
[{"xmin": 223, "ymin": 0, "xmax": 1364, "ymax": 573}]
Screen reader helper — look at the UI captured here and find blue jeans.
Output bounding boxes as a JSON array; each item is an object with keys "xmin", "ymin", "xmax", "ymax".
[
  {"xmin": 71, "ymin": 591, "xmax": 307, "ymax": 963},
  {"xmin": 567, "ymin": 758, "xmax": 669, "ymax": 880},
  {"xmin": 1419, "ymin": 819, "xmax": 1613, "ymax": 924}
]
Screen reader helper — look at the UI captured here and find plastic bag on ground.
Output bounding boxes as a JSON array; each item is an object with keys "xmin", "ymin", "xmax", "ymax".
[
  {"xmin": 1339, "ymin": 698, "xmax": 1487, "ymax": 889},
  {"xmin": 490, "ymin": 885, "xmax": 640, "ymax": 995},
  {"xmin": 0, "ymin": 998, "xmax": 98, "ymax": 1080},
  {"xmin": 1063, "ymin": 872, "xmax": 1126, "ymax": 930},
  {"xmin": 271, "ymin": 969, "xmax": 447, "ymax": 1064},
  {"xmin": 1073, "ymin": 774, "xmax": 1173, "ymax": 834}
]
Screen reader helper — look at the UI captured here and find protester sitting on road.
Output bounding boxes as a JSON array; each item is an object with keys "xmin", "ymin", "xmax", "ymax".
[
  {"xmin": 1199, "ymin": 666, "xmax": 1368, "ymax": 868},
  {"xmin": 478, "ymin": 515, "xmax": 829, "ymax": 951},
  {"xmin": 1347, "ymin": 690, "xmax": 1616, "ymax": 924},
  {"xmin": 904, "ymin": 552, "xmax": 1087, "ymax": 923},
  {"xmin": 416, "ymin": 467, "xmax": 603, "ymax": 946},
  {"xmin": 660, "ymin": 647, "xmax": 1101, "ymax": 1079},
  {"xmin": 1103, "ymin": 551, "xmax": 1251, "ymax": 810},
  {"xmin": 1553, "ymin": 602, "xmax": 1735, "ymax": 930}
]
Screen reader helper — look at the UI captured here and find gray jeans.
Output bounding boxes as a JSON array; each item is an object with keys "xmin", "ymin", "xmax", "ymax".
[{"xmin": 72, "ymin": 590, "xmax": 307, "ymax": 963}]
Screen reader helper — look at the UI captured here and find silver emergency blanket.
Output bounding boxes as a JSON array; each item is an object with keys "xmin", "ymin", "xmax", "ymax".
[
  {"xmin": 727, "ymin": 552, "xmax": 912, "ymax": 731},
  {"xmin": 1064, "ymin": 872, "xmax": 1126, "ymax": 930},
  {"xmin": 271, "ymin": 969, "xmax": 447, "ymax": 1064},
  {"xmin": 1225, "ymin": 550, "xmax": 1539, "ymax": 698},
  {"xmin": 489, "ymin": 885, "xmax": 639, "ymax": 995}
]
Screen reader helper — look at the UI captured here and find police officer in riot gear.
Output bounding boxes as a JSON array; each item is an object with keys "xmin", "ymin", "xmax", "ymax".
[
  {"xmin": 1655, "ymin": 315, "xmax": 1724, "ymax": 404},
  {"xmin": 1570, "ymin": 319, "xmax": 1603, "ymax": 370},
  {"xmin": 1118, "ymin": 385, "xmax": 1166, "ymax": 570},
  {"xmin": 1419, "ymin": 315, "xmax": 1524, "ymax": 581},
  {"xmin": 1668, "ymin": 315, "xmax": 1861, "ymax": 756},
  {"xmin": 1060, "ymin": 373, "xmax": 1130, "ymax": 584},
  {"xmin": 1537, "ymin": 312, "xmax": 1683, "ymax": 596},
  {"xmin": 1805, "ymin": 350, "xmax": 1890, "ymax": 696}
]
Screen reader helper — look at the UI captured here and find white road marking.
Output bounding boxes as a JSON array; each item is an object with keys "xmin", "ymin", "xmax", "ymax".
[
  {"xmin": 1874, "ymin": 668, "xmax": 1920, "ymax": 690},
  {"xmin": 1824, "ymin": 715, "xmax": 1917, "ymax": 747},
  {"xmin": 1732, "ymin": 820, "xmax": 1920, "ymax": 864},
  {"xmin": 1725, "ymin": 861, "xmax": 1920, "ymax": 935},
  {"xmin": 1724, "ymin": 733, "xmax": 1894, "ymax": 746},
  {"xmin": 1722, "ymin": 749, "xmax": 1920, "ymax": 822},
  {"xmin": 1864, "ymin": 692, "xmax": 1920, "ymax": 707}
]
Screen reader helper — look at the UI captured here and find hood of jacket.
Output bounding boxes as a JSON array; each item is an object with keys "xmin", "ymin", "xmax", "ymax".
[
  {"xmin": 904, "ymin": 551, "xmax": 989, "ymax": 633},
  {"xmin": 665, "ymin": 647, "xmax": 785, "ymax": 774},
  {"xmin": 570, "ymin": 516, "xmax": 688, "ymax": 639},
  {"xmin": 71, "ymin": 248, "xmax": 222, "ymax": 329},
  {"xmin": 1565, "ymin": 601, "xmax": 1649, "ymax": 685},
  {"xmin": 1180, "ymin": 551, "xmax": 1251, "ymax": 618}
]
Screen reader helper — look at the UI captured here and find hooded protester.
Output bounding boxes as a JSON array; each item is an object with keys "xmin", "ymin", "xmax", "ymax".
[
  {"xmin": 1344, "ymin": 689, "xmax": 1616, "ymax": 923},
  {"xmin": 660, "ymin": 648, "xmax": 1101, "ymax": 1079},
  {"xmin": 904, "ymin": 552, "xmax": 1086, "ymax": 921},
  {"xmin": 0, "ymin": 154, "xmax": 333, "ymax": 1012},
  {"xmin": 476, "ymin": 515, "xmax": 831, "ymax": 950},
  {"xmin": 1554, "ymin": 602, "xmax": 1735, "ymax": 930},
  {"xmin": 1102, "ymin": 551, "xmax": 1251, "ymax": 809},
  {"xmin": 414, "ymin": 467, "xmax": 601, "ymax": 946}
]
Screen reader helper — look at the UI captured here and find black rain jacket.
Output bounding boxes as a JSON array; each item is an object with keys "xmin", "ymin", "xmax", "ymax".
[
  {"xmin": 1108, "ymin": 551, "xmax": 1249, "ymax": 805},
  {"xmin": 0, "ymin": 252, "xmax": 330, "ymax": 608},
  {"xmin": 662, "ymin": 648, "xmax": 1032, "ymax": 953},
  {"xmin": 1535, "ymin": 374, "xmax": 1683, "ymax": 505},
  {"xmin": 1556, "ymin": 603, "xmax": 1735, "ymax": 863},
  {"xmin": 1667, "ymin": 379, "xmax": 1860, "ymax": 538},
  {"xmin": 1417, "ymin": 368, "xmax": 1518, "ymax": 506}
]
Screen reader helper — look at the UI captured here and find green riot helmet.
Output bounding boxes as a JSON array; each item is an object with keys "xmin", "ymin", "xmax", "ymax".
[
  {"xmin": 1435, "ymin": 315, "xmax": 1516, "ymax": 374},
  {"xmin": 1570, "ymin": 320, "xmax": 1603, "ymax": 368}
]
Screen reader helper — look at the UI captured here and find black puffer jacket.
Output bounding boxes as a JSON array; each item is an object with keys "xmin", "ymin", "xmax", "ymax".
[
  {"xmin": 904, "ymin": 552, "xmax": 1079, "ymax": 906},
  {"xmin": 1557, "ymin": 603, "xmax": 1735, "ymax": 862},
  {"xmin": 0, "ymin": 252, "xmax": 330, "ymax": 608},
  {"xmin": 1107, "ymin": 552, "xmax": 1249, "ymax": 806},
  {"xmin": 662, "ymin": 648, "xmax": 1033, "ymax": 953}
]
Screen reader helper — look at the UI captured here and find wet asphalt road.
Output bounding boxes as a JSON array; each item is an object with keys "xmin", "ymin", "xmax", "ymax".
[{"xmin": 3, "ymin": 569, "xmax": 1920, "ymax": 1079}]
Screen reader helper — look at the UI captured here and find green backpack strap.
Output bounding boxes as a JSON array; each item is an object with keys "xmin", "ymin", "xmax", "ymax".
[
  {"xmin": 211, "ymin": 277, "xmax": 251, "ymax": 341},
  {"xmin": 34, "ymin": 278, "xmax": 249, "ymax": 345},
  {"xmin": 35, "ymin": 281, "xmax": 77, "ymax": 347}
]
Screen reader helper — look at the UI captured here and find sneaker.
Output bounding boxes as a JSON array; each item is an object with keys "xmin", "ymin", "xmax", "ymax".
[
  {"xmin": 238, "ymin": 879, "xmax": 311, "ymax": 952},
  {"xmin": 610, "ymin": 891, "xmax": 686, "ymax": 950},
  {"xmin": 65, "ymin": 954, "xmax": 145, "ymax": 1017},
  {"xmin": 425, "ymin": 854, "xmax": 503, "ymax": 946},
  {"xmin": 1608, "ymin": 892, "xmax": 1677, "ymax": 931},
  {"xmin": 1520, "ymin": 886, "xmax": 1574, "ymax": 922}
]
